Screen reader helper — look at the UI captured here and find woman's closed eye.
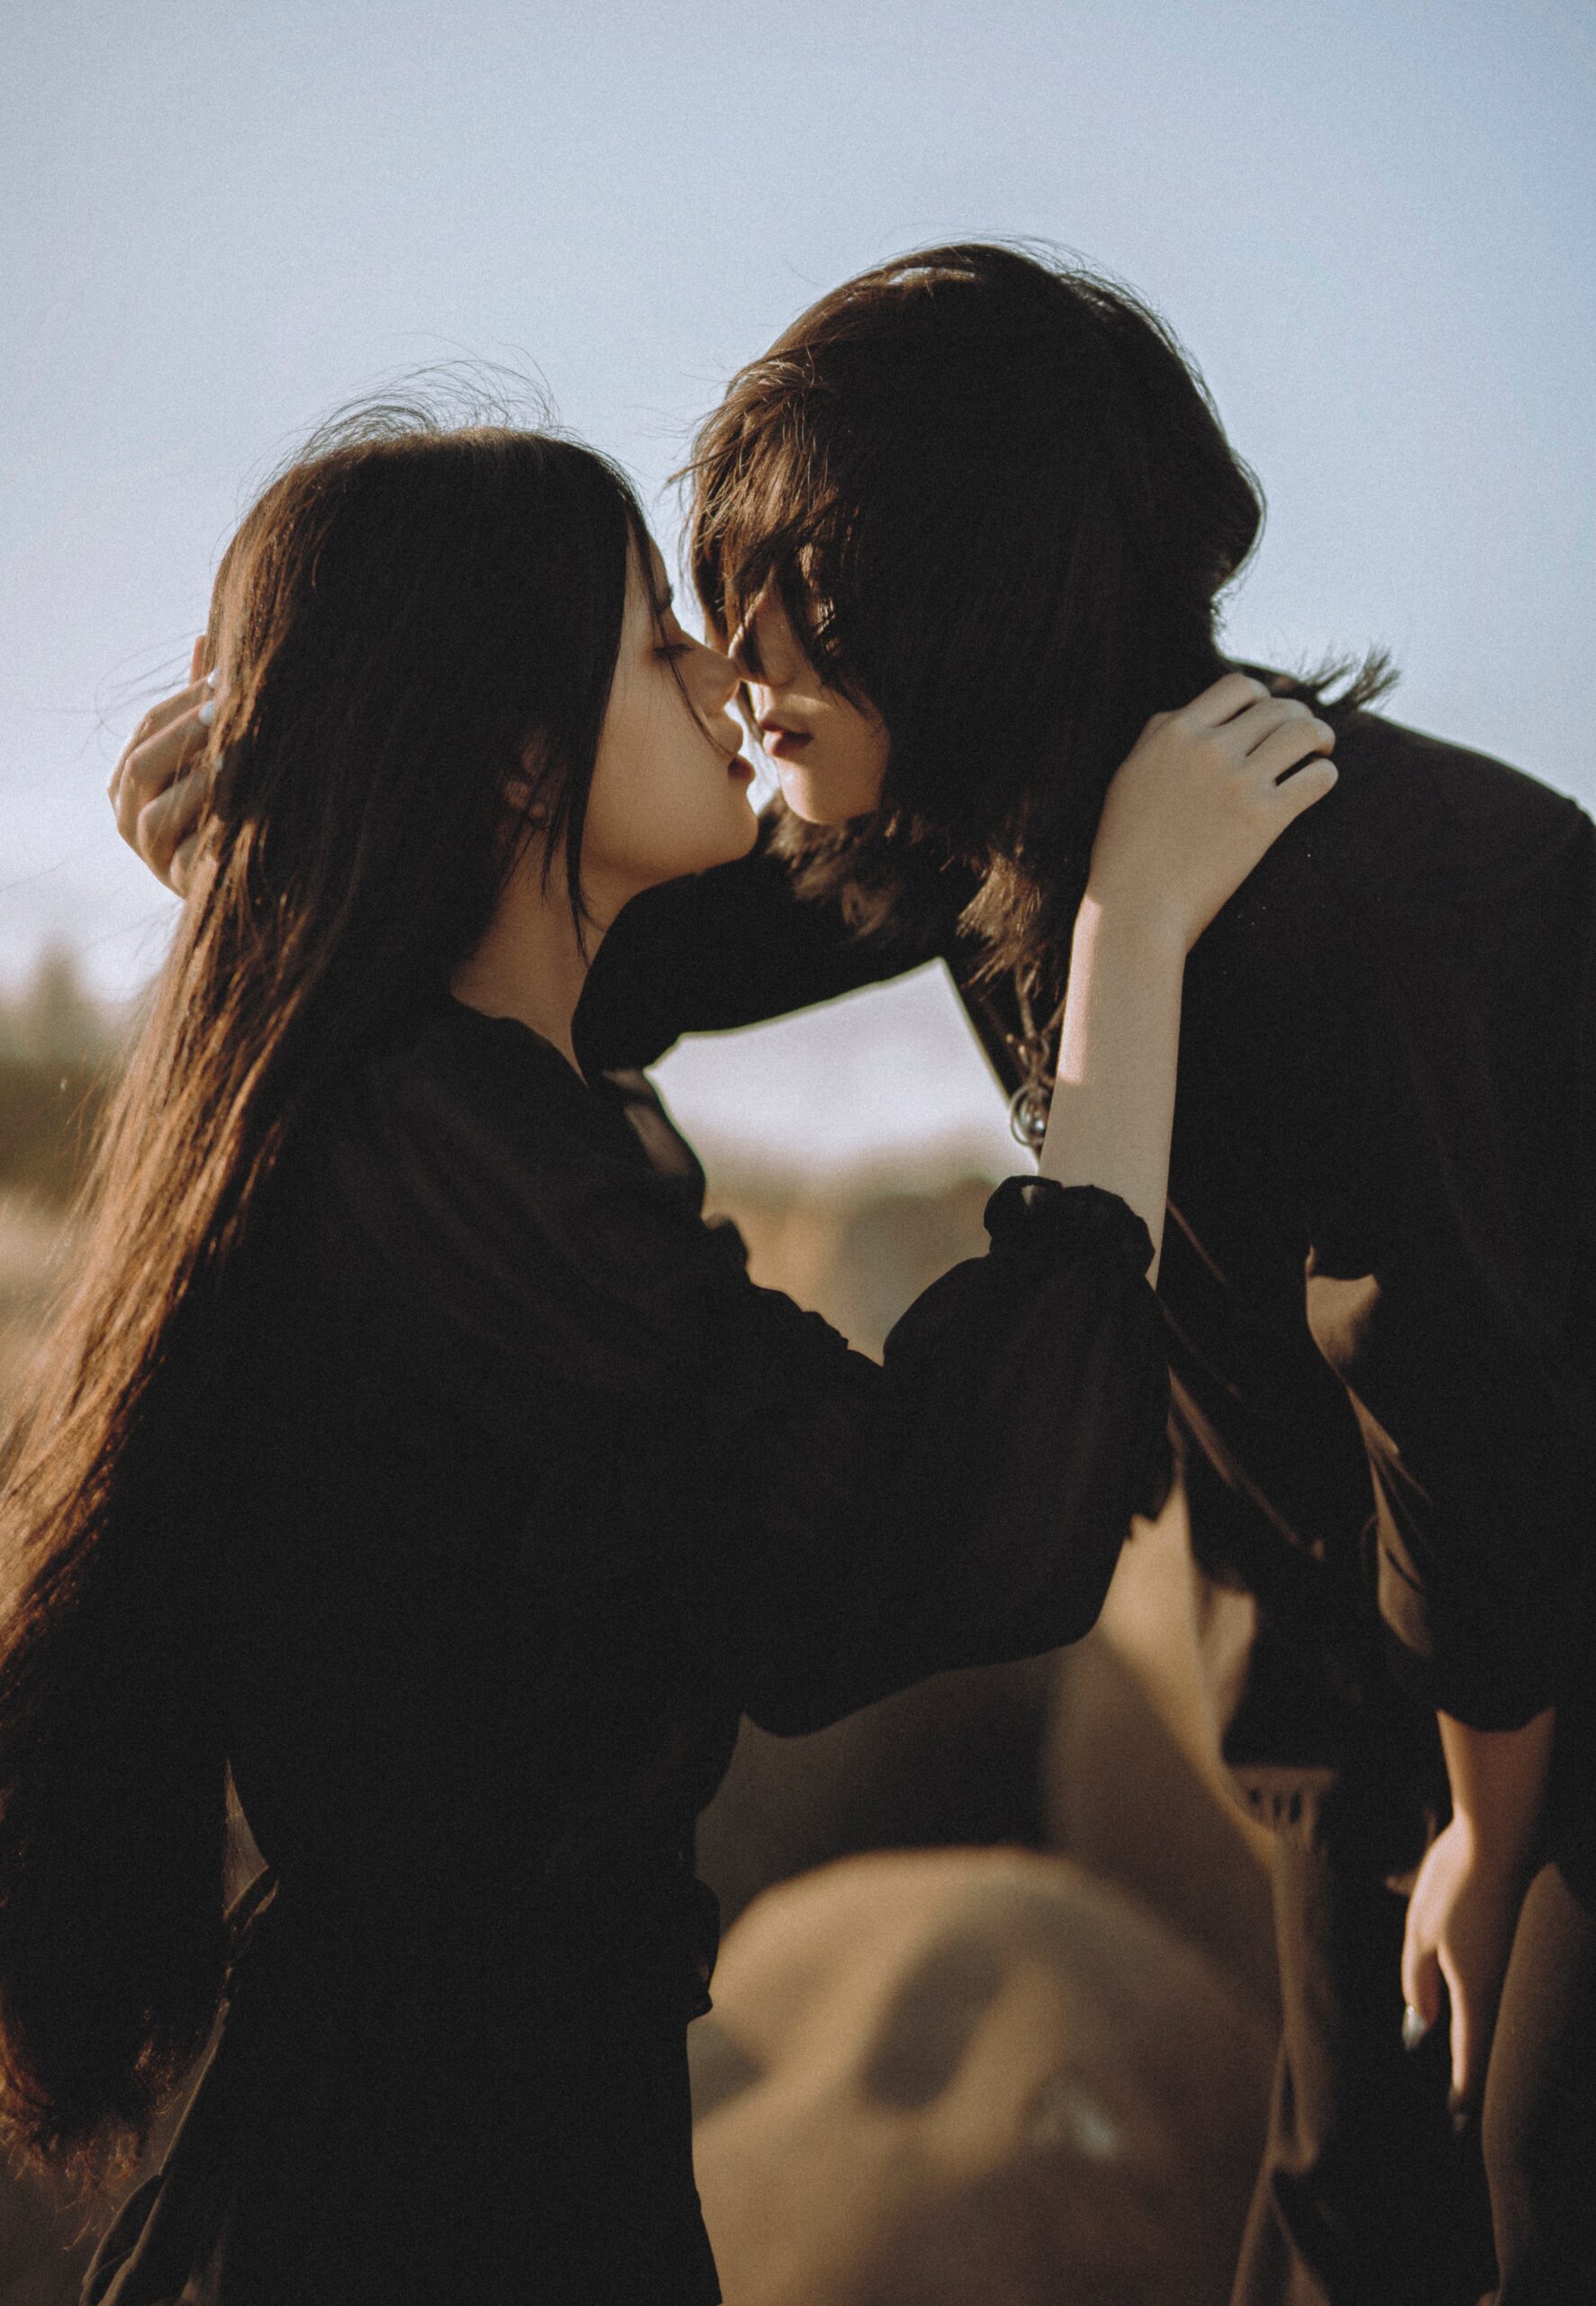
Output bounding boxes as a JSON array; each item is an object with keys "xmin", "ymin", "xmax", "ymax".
[{"xmin": 655, "ymin": 608, "xmax": 695, "ymax": 660}]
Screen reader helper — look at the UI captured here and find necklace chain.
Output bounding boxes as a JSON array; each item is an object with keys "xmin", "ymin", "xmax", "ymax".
[{"xmin": 1004, "ymin": 973, "xmax": 1066, "ymax": 1153}]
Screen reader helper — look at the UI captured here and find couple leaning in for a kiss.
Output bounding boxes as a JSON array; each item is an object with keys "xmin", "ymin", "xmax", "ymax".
[{"xmin": 0, "ymin": 244, "xmax": 1591, "ymax": 2306}]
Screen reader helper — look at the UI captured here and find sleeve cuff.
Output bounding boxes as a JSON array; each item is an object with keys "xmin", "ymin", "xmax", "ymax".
[
  {"xmin": 983, "ymin": 1177, "xmax": 1156, "ymax": 1277},
  {"xmin": 1378, "ymin": 1587, "xmax": 1563, "ymax": 1732}
]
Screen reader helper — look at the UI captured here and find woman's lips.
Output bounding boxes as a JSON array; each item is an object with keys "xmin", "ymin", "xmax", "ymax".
[
  {"xmin": 760, "ymin": 727, "xmax": 812, "ymax": 760},
  {"xmin": 729, "ymin": 756, "xmax": 756, "ymax": 784}
]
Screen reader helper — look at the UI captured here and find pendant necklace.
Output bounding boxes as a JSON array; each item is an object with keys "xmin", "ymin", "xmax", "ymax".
[{"xmin": 1005, "ymin": 973, "xmax": 1066, "ymax": 1154}]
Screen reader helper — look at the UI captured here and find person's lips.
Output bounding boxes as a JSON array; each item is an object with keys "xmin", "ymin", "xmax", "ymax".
[
  {"xmin": 757, "ymin": 721, "xmax": 812, "ymax": 760},
  {"xmin": 728, "ymin": 756, "xmax": 756, "ymax": 785}
]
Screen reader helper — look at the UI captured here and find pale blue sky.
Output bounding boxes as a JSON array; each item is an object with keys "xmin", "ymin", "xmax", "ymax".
[{"xmin": 3, "ymin": 0, "xmax": 1592, "ymax": 1167}]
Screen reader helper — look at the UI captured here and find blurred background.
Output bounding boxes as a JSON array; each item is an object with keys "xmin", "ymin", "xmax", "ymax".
[
  {"xmin": 3, "ymin": 2, "xmax": 1592, "ymax": 2298},
  {"xmin": 5, "ymin": 0, "xmax": 1594, "ymax": 1172}
]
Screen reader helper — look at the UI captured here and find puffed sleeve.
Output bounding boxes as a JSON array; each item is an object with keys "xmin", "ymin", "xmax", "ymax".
[
  {"xmin": 1304, "ymin": 798, "xmax": 1596, "ymax": 1730},
  {"xmin": 691, "ymin": 1176, "xmax": 1172, "ymax": 1730},
  {"xmin": 326, "ymin": 1013, "xmax": 1170, "ymax": 1735}
]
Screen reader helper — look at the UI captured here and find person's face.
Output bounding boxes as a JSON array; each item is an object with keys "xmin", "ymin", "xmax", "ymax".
[
  {"xmin": 730, "ymin": 587, "xmax": 890, "ymax": 825},
  {"xmin": 583, "ymin": 540, "xmax": 758, "ymax": 911}
]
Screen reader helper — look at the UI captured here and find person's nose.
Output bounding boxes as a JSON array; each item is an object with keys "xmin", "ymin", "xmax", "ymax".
[
  {"xmin": 700, "ymin": 638, "xmax": 742, "ymax": 712},
  {"xmin": 687, "ymin": 637, "xmax": 745, "ymax": 749},
  {"xmin": 728, "ymin": 588, "xmax": 798, "ymax": 693},
  {"xmin": 726, "ymin": 622, "xmax": 759, "ymax": 692}
]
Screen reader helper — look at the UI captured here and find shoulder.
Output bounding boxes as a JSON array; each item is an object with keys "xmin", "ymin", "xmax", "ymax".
[
  {"xmin": 361, "ymin": 998, "xmax": 616, "ymax": 1149},
  {"xmin": 300, "ymin": 999, "xmax": 670, "ymax": 1299},
  {"xmin": 1206, "ymin": 706, "xmax": 1594, "ymax": 977},
  {"xmin": 1321, "ymin": 709, "xmax": 1592, "ymax": 910},
  {"xmin": 283, "ymin": 1001, "xmax": 763, "ymax": 1402}
]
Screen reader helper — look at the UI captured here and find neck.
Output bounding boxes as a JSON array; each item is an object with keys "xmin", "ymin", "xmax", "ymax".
[{"xmin": 450, "ymin": 847, "xmax": 630, "ymax": 1076}]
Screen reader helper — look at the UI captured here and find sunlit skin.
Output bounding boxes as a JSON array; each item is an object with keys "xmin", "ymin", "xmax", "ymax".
[
  {"xmin": 106, "ymin": 539, "xmax": 757, "ymax": 1080},
  {"xmin": 453, "ymin": 539, "xmax": 757, "ymax": 1067},
  {"xmin": 728, "ymin": 588, "xmax": 890, "ymax": 823}
]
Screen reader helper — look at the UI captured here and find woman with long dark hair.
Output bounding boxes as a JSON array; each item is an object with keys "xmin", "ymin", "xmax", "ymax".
[{"xmin": 4, "ymin": 405, "xmax": 1332, "ymax": 2303}]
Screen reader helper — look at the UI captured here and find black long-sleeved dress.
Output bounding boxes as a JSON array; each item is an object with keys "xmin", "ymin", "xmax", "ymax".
[
  {"xmin": 85, "ymin": 995, "xmax": 1168, "ymax": 2306},
  {"xmin": 575, "ymin": 704, "xmax": 1596, "ymax": 1844}
]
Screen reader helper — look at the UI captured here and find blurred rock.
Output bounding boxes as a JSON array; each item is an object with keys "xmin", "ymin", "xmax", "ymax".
[
  {"xmin": 706, "ymin": 1167, "xmax": 993, "ymax": 1361},
  {"xmin": 690, "ymin": 1847, "xmax": 1274, "ymax": 2306},
  {"xmin": 1047, "ymin": 1493, "xmax": 1279, "ymax": 2020}
]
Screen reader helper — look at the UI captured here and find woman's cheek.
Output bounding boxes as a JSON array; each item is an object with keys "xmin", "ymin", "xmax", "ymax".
[
  {"xmin": 775, "ymin": 762, "xmax": 838, "ymax": 823},
  {"xmin": 659, "ymin": 764, "xmax": 759, "ymax": 877}
]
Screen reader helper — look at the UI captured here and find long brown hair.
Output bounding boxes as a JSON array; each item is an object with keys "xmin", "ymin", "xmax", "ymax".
[
  {"xmin": 687, "ymin": 241, "xmax": 1392, "ymax": 990},
  {"xmin": 0, "ymin": 409, "xmax": 649, "ymax": 2183}
]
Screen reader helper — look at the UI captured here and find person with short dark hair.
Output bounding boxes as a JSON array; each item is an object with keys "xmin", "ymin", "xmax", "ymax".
[{"xmin": 567, "ymin": 247, "xmax": 1595, "ymax": 2304}]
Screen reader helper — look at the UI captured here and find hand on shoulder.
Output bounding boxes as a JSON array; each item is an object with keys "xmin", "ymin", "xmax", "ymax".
[{"xmin": 1087, "ymin": 671, "xmax": 1338, "ymax": 953}]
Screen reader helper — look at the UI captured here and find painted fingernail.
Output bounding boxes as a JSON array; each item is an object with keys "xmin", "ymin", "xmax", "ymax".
[
  {"xmin": 196, "ymin": 698, "xmax": 217, "ymax": 727},
  {"xmin": 1401, "ymin": 2004, "xmax": 1430, "ymax": 2052}
]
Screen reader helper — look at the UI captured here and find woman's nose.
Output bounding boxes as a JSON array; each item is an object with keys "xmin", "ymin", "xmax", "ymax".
[{"xmin": 703, "ymin": 640, "xmax": 743, "ymax": 710}]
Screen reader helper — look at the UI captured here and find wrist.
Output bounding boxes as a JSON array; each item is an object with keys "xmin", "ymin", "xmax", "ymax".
[
  {"xmin": 1075, "ymin": 886, "xmax": 1190, "ymax": 967},
  {"xmin": 1444, "ymin": 1806, "xmax": 1537, "ymax": 1883},
  {"xmin": 1437, "ymin": 1707, "xmax": 1554, "ymax": 1880}
]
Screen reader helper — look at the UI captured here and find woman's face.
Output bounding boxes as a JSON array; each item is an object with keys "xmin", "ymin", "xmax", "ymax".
[
  {"xmin": 730, "ymin": 588, "xmax": 890, "ymax": 824},
  {"xmin": 583, "ymin": 540, "xmax": 758, "ymax": 908}
]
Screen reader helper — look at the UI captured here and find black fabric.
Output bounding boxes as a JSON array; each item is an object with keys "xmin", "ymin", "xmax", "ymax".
[
  {"xmin": 577, "ymin": 703, "xmax": 1596, "ymax": 1765},
  {"xmin": 85, "ymin": 997, "xmax": 1169, "ymax": 2306},
  {"xmin": 1230, "ymin": 1765, "xmax": 1596, "ymax": 2306},
  {"xmin": 574, "ymin": 697, "xmax": 1596, "ymax": 2298},
  {"xmin": 1230, "ymin": 1775, "xmax": 1498, "ymax": 2306}
]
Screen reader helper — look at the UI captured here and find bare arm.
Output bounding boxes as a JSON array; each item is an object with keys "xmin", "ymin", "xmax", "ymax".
[
  {"xmin": 1039, "ymin": 673, "xmax": 1338, "ymax": 1277},
  {"xmin": 1401, "ymin": 1706, "xmax": 1556, "ymax": 2115},
  {"xmin": 1438, "ymin": 1710, "xmax": 1555, "ymax": 1875},
  {"xmin": 1039, "ymin": 904, "xmax": 1184, "ymax": 1282}
]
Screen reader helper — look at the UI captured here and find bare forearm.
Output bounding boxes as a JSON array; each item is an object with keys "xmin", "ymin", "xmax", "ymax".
[
  {"xmin": 1037, "ymin": 897, "xmax": 1185, "ymax": 1282},
  {"xmin": 1031, "ymin": 671, "xmax": 1337, "ymax": 1281},
  {"xmin": 1438, "ymin": 1706, "xmax": 1555, "ymax": 1872}
]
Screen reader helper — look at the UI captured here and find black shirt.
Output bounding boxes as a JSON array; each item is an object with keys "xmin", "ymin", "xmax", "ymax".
[
  {"xmin": 576, "ymin": 705, "xmax": 1596, "ymax": 1784},
  {"xmin": 88, "ymin": 996, "xmax": 1168, "ymax": 2306}
]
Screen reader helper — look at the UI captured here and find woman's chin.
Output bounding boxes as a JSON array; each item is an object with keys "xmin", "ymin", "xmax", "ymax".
[
  {"xmin": 672, "ymin": 798, "xmax": 762, "ymax": 879},
  {"xmin": 775, "ymin": 763, "xmax": 879, "ymax": 827}
]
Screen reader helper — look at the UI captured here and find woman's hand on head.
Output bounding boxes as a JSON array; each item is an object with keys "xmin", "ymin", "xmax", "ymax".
[
  {"xmin": 108, "ymin": 639, "xmax": 215, "ymax": 896},
  {"xmin": 1085, "ymin": 672, "xmax": 1337, "ymax": 954}
]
